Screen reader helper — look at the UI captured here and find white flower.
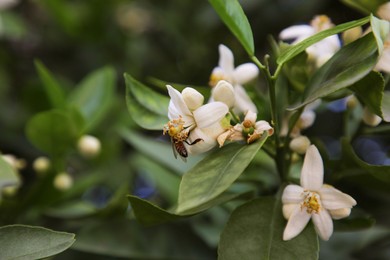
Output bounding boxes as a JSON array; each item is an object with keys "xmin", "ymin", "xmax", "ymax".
[
  {"xmin": 53, "ymin": 172, "xmax": 73, "ymax": 191},
  {"xmin": 77, "ymin": 135, "xmax": 101, "ymax": 158},
  {"xmin": 375, "ymin": 2, "xmax": 390, "ymax": 73},
  {"xmin": 282, "ymin": 145, "xmax": 356, "ymax": 241},
  {"xmin": 289, "ymin": 135, "xmax": 311, "ymax": 154},
  {"xmin": 209, "ymin": 44, "xmax": 259, "ymax": 114},
  {"xmin": 279, "ymin": 15, "xmax": 341, "ymax": 67},
  {"xmin": 377, "ymin": 2, "xmax": 390, "ymax": 21},
  {"xmin": 0, "ymin": 0, "xmax": 18, "ymax": 10},
  {"xmin": 165, "ymin": 85, "xmax": 229, "ymax": 155},
  {"xmin": 33, "ymin": 156, "xmax": 51, "ymax": 175},
  {"xmin": 218, "ymin": 110, "xmax": 273, "ymax": 146},
  {"xmin": 362, "ymin": 106, "xmax": 382, "ymax": 126}
]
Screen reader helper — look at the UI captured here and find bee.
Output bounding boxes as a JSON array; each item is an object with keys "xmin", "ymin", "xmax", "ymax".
[
  {"xmin": 171, "ymin": 136, "xmax": 203, "ymax": 162},
  {"xmin": 163, "ymin": 117, "xmax": 203, "ymax": 162}
]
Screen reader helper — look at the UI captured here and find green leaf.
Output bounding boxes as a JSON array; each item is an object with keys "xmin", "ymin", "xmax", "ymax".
[
  {"xmin": 342, "ymin": 138, "xmax": 390, "ymax": 183},
  {"xmin": 350, "ymin": 71, "xmax": 384, "ymax": 118},
  {"xmin": 125, "ymin": 86, "xmax": 168, "ymax": 130},
  {"xmin": 25, "ymin": 110, "xmax": 82, "ymax": 156},
  {"xmin": 370, "ymin": 14, "xmax": 390, "ymax": 55},
  {"xmin": 0, "ymin": 156, "xmax": 19, "ymax": 190},
  {"xmin": 0, "ymin": 225, "xmax": 75, "ymax": 260},
  {"xmin": 124, "ymin": 73, "xmax": 169, "ymax": 116},
  {"xmin": 68, "ymin": 66, "xmax": 115, "ymax": 132},
  {"xmin": 382, "ymin": 91, "xmax": 390, "ymax": 122},
  {"xmin": 277, "ymin": 16, "xmax": 370, "ymax": 65},
  {"xmin": 128, "ymin": 190, "xmax": 253, "ymax": 226},
  {"xmin": 177, "ymin": 134, "xmax": 268, "ymax": 213},
  {"xmin": 334, "ymin": 217, "xmax": 376, "ymax": 232},
  {"xmin": 209, "ymin": 0, "xmax": 254, "ymax": 56},
  {"xmin": 341, "ymin": 0, "xmax": 388, "ymax": 14},
  {"xmin": 34, "ymin": 60, "xmax": 66, "ymax": 109},
  {"xmin": 44, "ymin": 201, "xmax": 97, "ymax": 219},
  {"xmin": 0, "ymin": 11, "xmax": 27, "ymax": 40},
  {"xmin": 218, "ymin": 197, "xmax": 319, "ymax": 260},
  {"xmin": 289, "ymin": 32, "xmax": 379, "ymax": 110}
]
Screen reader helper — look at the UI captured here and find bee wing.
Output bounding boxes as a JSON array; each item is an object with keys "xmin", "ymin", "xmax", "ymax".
[{"xmin": 171, "ymin": 138, "xmax": 178, "ymax": 159}]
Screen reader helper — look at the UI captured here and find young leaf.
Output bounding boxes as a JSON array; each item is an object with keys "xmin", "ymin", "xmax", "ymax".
[
  {"xmin": 0, "ymin": 225, "xmax": 75, "ymax": 260},
  {"xmin": 289, "ymin": 32, "xmax": 379, "ymax": 110},
  {"xmin": 125, "ymin": 82, "xmax": 168, "ymax": 130},
  {"xmin": 177, "ymin": 134, "xmax": 268, "ymax": 213},
  {"xmin": 218, "ymin": 197, "xmax": 318, "ymax": 259},
  {"xmin": 277, "ymin": 16, "xmax": 370, "ymax": 66},
  {"xmin": 382, "ymin": 91, "xmax": 390, "ymax": 122},
  {"xmin": 0, "ymin": 155, "xmax": 20, "ymax": 191},
  {"xmin": 124, "ymin": 73, "xmax": 169, "ymax": 116},
  {"xmin": 341, "ymin": 0, "xmax": 388, "ymax": 15},
  {"xmin": 68, "ymin": 66, "xmax": 116, "ymax": 132},
  {"xmin": 35, "ymin": 60, "xmax": 66, "ymax": 109},
  {"xmin": 208, "ymin": 0, "xmax": 254, "ymax": 56},
  {"xmin": 25, "ymin": 109, "xmax": 82, "ymax": 157}
]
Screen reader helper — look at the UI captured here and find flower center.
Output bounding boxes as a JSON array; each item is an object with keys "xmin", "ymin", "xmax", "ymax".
[
  {"xmin": 163, "ymin": 116, "xmax": 189, "ymax": 142},
  {"xmin": 301, "ymin": 191, "xmax": 321, "ymax": 214}
]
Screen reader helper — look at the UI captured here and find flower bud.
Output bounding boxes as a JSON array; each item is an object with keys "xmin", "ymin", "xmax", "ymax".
[
  {"xmin": 77, "ymin": 135, "xmax": 101, "ymax": 158},
  {"xmin": 289, "ymin": 136, "xmax": 311, "ymax": 154},
  {"xmin": 33, "ymin": 156, "xmax": 51, "ymax": 175},
  {"xmin": 346, "ymin": 95, "xmax": 358, "ymax": 109},
  {"xmin": 182, "ymin": 87, "xmax": 204, "ymax": 110},
  {"xmin": 377, "ymin": 2, "xmax": 390, "ymax": 21},
  {"xmin": 212, "ymin": 80, "xmax": 235, "ymax": 108},
  {"xmin": 2, "ymin": 154, "xmax": 26, "ymax": 170},
  {"xmin": 53, "ymin": 172, "xmax": 73, "ymax": 191},
  {"xmin": 362, "ymin": 107, "xmax": 382, "ymax": 127}
]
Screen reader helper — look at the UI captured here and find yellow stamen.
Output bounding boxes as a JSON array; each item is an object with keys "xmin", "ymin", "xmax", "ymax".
[{"xmin": 301, "ymin": 191, "xmax": 321, "ymax": 214}]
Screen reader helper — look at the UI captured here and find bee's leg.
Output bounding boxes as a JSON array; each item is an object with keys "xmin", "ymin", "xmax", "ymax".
[{"xmin": 185, "ymin": 138, "xmax": 203, "ymax": 146}]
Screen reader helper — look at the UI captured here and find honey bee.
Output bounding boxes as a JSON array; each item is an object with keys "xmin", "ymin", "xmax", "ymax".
[
  {"xmin": 171, "ymin": 136, "xmax": 203, "ymax": 162},
  {"xmin": 163, "ymin": 117, "xmax": 203, "ymax": 162}
]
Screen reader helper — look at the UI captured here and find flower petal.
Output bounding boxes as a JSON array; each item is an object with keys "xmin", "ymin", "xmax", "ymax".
[
  {"xmin": 218, "ymin": 44, "xmax": 235, "ymax": 75},
  {"xmin": 182, "ymin": 87, "xmax": 204, "ymax": 111},
  {"xmin": 312, "ymin": 209, "xmax": 333, "ymax": 241},
  {"xmin": 282, "ymin": 203, "xmax": 299, "ymax": 220},
  {"xmin": 233, "ymin": 63, "xmax": 259, "ymax": 85},
  {"xmin": 319, "ymin": 185, "xmax": 356, "ymax": 210},
  {"xmin": 212, "ymin": 80, "xmax": 235, "ymax": 108},
  {"xmin": 167, "ymin": 85, "xmax": 192, "ymax": 118},
  {"xmin": 185, "ymin": 127, "xmax": 217, "ymax": 155},
  {"xmin": 233, "ymin": 84, "xmax": 258, "ymax": 114},
  {"xmin": 255, "ymin": 120, "xmax": 274, "ymax": 136},
  {"xmin": 283, "ymin": 205, "xmax": 311, "ymax": 241},
  {"xmin": 300, "ymin": 145, "xmax": 323, "ymax": 191},
  {"xmin": 279, "ymin": 25, "xmax": 314, "ymax": 41},
  {"xmin": 245, "ymin": 110, "xmax": 257, "ymax": 124},
  {"xmin": 282, "ymin": 184, "xmax": 304, "ymax": 204},
  {"xmin": 375, "ymin": 48, "xmax": 390, "ymax": 74},
  {"xmin": 329, "ymin": 208, "xmax": 351, "ymax": 220},
  {"xmin": 193, "ymin": 102, "xmax": 228, "ymax": 128},
  {"xmin": 377, "ymin": 2, "xmax": 390, "ymax": 21}
]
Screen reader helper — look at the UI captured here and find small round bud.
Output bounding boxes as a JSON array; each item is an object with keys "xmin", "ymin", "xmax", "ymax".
[
  {"xmin": 53, "ymin": 172, "xmax": 73, "ymax": 191},
  {"xmin": 346, "ymin": 95, "xmax": 358, "ymax": 109},
  {"xmin": 77, "ymin": 135, "xmax": 101, "ymax": 158},
  {"xmin": 33, "ymin": 157, "xmax": 51, "ymax": 175},
  {"xmin": 2, "ymin": 185, "xmax": 19, "ymax": 197},
  {"xmin": 289, "ymin": 136, "xmax": 311, "ymax": 155},
  {"xmin": 212, "ymin": 80, "xmax": 235, "ymax": 108},
  {"xmin": 362, "ymin": 107, "xmax": 382, "ymax": 127},
  {"xmin": 182, "ymin": 87, "xmax": 204, "ymax": 110}
]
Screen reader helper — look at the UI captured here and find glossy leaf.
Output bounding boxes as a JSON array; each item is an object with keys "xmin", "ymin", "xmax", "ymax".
[
  {"xmin": 0, "ymin": 225, "xmax": 75, "ymax": 260},
  {"xmin": 341, "ymin": 0, "xmax": 388, "ymax": 14},
  {"xmin": 342, "ymin": 139, "xmax": 390, "ymax": 183},
  {"xmin": 382, "ymin": 91, "xmax": 390, "ymax": 122},
  {"xmin": 124, "ymin": 73, "xmax": 169, "ymax": 116},
  {"xmin": 125, "ymin": 85, "xmax": 168, "ymax": 130},
  {"xmin": 129, "ymin": 189, "xmax": 253, "ymax": 226},
  {"xmin": 0, "ymin": 155, "xmax": 19, "ymax": 190},
  {"xmin": 208, "ymin": 0, "xmax": 254, "ymax": 56},
  {"xmin": 350, "ymin": 71, "xmax": 385, "ymax": 119},
  {"xmin": 334, "ymin": 217, "xmax": 376, "ymax": 232},
  {"xmin": 277, "ymin": 16, "xmax": 370, "ymax": 65},
  {"xmin": 35, "ymin": 60, "xmax": 66, "ymax": 109},
  {"xmin": 68, "ymin": 66, "xmax": 115, "ymax": 132},
  {"xmin": 177, "ymin": 134, "xmax": 268, "ymax": 213},
  {"xmin": 289, "ymin": 32, "xmax": 379, "ymax": 110},
  {"xmin": 25, "ymin": 110, "xmax": 82, "ymax": 156},
  {"xmin": 218, "ymin": 197, "xmax": 318, "ymax": 259}
]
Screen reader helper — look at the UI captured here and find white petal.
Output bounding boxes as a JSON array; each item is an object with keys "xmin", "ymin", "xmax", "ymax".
[
  {"xmin": 193, "ymin": 102, "xmax": 228, "ymax": 128},
  {"xmin": 254, "ymin": 120, "xmax": 274, "ymax": 136},
  {"xmin": 298, "ymin": 110, "xmax": 316, "ymax": 130},
  {"xmin": 168, "ymin": 100, "xmax": 194, "ymax": 127},
  {"xmin": 283, "ymin": 203, "xmax": 299, "ymax": 220},
  {"xmin": 300, "ymin": 145, "xmax": 323, "ymax": 191},
  {"xmin": 362, "ymin": 106, "xmax": 382, "ymax": 126},
  {"xmin": 279, "ymin": 25, "xmax": 314, "ymax": 41},
  {"xmin": 218, "ymin": 44, "xmax": 235, "ymax": 75},
  {"xmin": 182, "ymin": 87, "xmax": 204, "ymax": 111},
  {"xmin": 329, "ymin": 208, "xmax": 351, "ymax": 220},
  {"xmin": 377, "ymin": 2, "xmax": 390, "ymax": 21},
  {"xmin": 212, "ymin": 80, "xmax": 235, "ymax": 108},
  {"xmin": 319, "ymin": 185, "xmax": 356, "ymax": 210},
  {"xmin": 312, "ymin": 209, "xmax": 333, "ymax": 241},
  {"xmin": 167, "ymin": 85, "xmax": 192, "ymax": 117},
  {"xmin": 375, "ymin": 48, "xmax": 390, "ymax": 74},
  {"xmin": 283, "ymin": 205, "xmax": 311, "ymax": 241},
  {"xmin": 282, "ymin": 184, "xmax": 304, "ymax": 204},
  {"xmin": 185, "ymin": 127, "xmax": 217, "ymax": 155},
  {"xmin": 233, "ymin": 63, "xmax": 259, "ymax": 85},
  {"xmin": 233, "ymin": 84, "xmax": 258, "ymax": 114}
]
